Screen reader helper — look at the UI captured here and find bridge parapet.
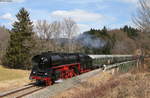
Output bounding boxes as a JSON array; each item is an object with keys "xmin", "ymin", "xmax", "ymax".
[{"xmin": 104, "ymin": 60, "xmax": 137, "ymax": 74}]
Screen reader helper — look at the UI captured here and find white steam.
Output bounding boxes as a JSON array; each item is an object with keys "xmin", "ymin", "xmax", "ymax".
[{"xmin": 76, "ymin": 33, "xmax": 106, "ymax": 49}]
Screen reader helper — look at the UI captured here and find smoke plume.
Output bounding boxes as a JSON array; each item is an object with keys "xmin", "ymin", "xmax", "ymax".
[{"xmin": 76, "ymin": 33, "xmax": 106, "ymax": 49}]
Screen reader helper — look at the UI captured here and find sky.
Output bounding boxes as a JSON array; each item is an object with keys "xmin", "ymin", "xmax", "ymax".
[{"xmin": 0, "ymin": 0, "xmax": 139, "ymax": 32}]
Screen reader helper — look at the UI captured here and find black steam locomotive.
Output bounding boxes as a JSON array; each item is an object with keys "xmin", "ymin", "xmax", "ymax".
[{"xmin": 30, "ymin": 51, "xmax": 93, "ymax": 85}]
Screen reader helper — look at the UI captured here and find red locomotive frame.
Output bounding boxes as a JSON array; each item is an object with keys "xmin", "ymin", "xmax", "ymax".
[{"xmin": 31, "ymin": 63, "xmax": 91, "ymax": 85}]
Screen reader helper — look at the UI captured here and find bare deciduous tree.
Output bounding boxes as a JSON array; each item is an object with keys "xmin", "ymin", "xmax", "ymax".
[
  {"xmin": 133, "ymin": 0, "xmax": 150, "ymax": 55},
  {"xmin": 133, "ymin": 0, "xmax": 150, "ymax": 33},
  {"xmin": 35, "ymin": 20, "xmax": 63, "ymax": 52},
  {"xmin": 34, "ymin": 18, "xmax": 80, "ymax": 53},
  {"xmin": 63, "ymin": 18, "xmax": 78, "ymax": 39},
  {"xmin": 0, "ymin": 26, "xmax": 9, "ymax": 64},
  {"xmin": 62, "ymin": 18, "xmax": 79, "ymax": 52},
  {"xmin": 51, "ymin": 21, "xmax": 61, "ymax": 39},
  {"xmin": 35, "ymin": 20, "xmax": 52, "ymax": 40},
  {"xmin": 35, "ymin": 20, "xmax": 53, "ymax": 52},
  {"xmin": 51, "ymin": 21, "xmax": 61, "ymax": 51}
]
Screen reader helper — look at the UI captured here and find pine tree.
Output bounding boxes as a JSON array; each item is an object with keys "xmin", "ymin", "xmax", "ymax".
[
  {"xmin": 101, "ymin": 26, "xmax": 107, "ymax": 35},
  {"xmin": 121, "ymin": 25, "xmax": 138, "ymax": 38},
  {"xmin": 3, "ymin": 8, "xmax": 35, "ymax": 69}
]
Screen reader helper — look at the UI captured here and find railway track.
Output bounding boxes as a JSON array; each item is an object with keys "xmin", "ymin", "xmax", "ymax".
[{"xmin": 0, "ymin": 84, "xmax": 45, "ymax": 98}]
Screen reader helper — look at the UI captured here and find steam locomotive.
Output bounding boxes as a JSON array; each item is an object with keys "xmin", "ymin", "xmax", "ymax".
[
  {"xmin": 29, "ymin": 51, "xmax": 93, "ymax": 85},
  {"xmin": 29, "ymin": 51, "xmax": 137, "ymax": 85}
]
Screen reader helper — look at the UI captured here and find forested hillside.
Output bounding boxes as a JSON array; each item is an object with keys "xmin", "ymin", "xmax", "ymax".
[
  {"xmin": 0, "ymin": 24, "xmax": 149, "ymax": 69},
  {"xmin": 79, "ymin": 26, "xmax": 150, "ymax": 54},
  {"xmin": 0, "ymin": 0, "xmax": 150, "ymax": 69}
]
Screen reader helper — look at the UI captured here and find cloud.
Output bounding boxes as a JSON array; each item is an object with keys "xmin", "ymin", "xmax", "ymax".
[
  {"xmin": 57, "ymin": 0, "xmax": 103, "ymax": 4},
  {"xmin": 0, "ymin": 13, "xmax": 14, "ymax": 21},
  {"xmin": 57, "ymin": 0, "xmax": 138, "ymax": 4},
  {"xmin": 12, "ymin": 0, "xmax": 25, "ymax": 2},
  {"xmin": 77, "ymin": 24, "xmax": 90, "ymax": 33},
  {"xmin": 51, "ymin": 9, "xmax": 104, "ymax": 23},
  {"xmin": 119, "ymin": 0, "xmax": 138, "ymax": 4},
  {"xmin": 0, "ymin": 0, "xmax": 25, "ymax": 3},
  {"xmin": 50, "ymin": 9, "xmax": 117, "ymax": 32}
]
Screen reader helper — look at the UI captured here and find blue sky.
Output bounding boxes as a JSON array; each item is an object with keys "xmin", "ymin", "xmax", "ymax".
[{"xmin": 0, "ymin": 0, "xmax": 139, "ymax": 32}]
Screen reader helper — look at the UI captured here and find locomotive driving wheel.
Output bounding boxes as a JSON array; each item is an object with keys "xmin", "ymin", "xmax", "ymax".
[
  {"xmin": 61, "ymin": 69, "xmax": 76, "ymax": 79},
  {"xmin": 64, "ymin": 71, "xmax": 72, "ymax": 78},
  {"xmin": 45, "ymin": 78, "xmax": 52, "ymax": 86},
  {"xmin": 67, "ymin": 69, "xmax": 74, "ymax": 78}
]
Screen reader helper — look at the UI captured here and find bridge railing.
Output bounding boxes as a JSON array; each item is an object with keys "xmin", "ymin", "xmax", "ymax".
[
  {"xmin": 104, "ymin": 60, "xmax": 137, "ymax": 72},
  {"xmin": 89, "ymin": 55, "xmax": 133, "ymax": 59}
]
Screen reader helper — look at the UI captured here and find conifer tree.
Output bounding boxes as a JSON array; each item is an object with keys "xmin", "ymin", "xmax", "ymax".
[
  {"xmin": 102, "ymin": 26, "xmax": 107, "ymax": 34},
  {"xmin": 3, "ymin": 8, "xmax": 35, "ymax": 69}
]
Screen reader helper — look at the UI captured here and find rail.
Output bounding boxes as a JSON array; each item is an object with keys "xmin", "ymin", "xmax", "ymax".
[{"xmin": 0, "ymin": 84, "xmax": 45, "ymax": 98}]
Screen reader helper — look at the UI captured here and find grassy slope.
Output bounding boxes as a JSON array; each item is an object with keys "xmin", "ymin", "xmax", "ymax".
[
  {"xmin": 0, "ymin": 66, "xmax": 31, "ymax": 92},
  {"xmin": 0, "ymin": 66, "xmax": 29, "ymax": 81},
  {"xmin": 53, "ymin": 72, "xmax": 150, "ymax": 98},
  {"xmin": 103, "ymin": 72, "xmax": 150, "ymax": 98}
]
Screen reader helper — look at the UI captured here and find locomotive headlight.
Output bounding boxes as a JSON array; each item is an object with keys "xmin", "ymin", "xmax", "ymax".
[
  {"xmin": 45, "ymin": 73, "xmax": 48, "ymax": 75},
  {"xmin": 33, "ymin": 71, "xmax": 36, "ymax": 74}
]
